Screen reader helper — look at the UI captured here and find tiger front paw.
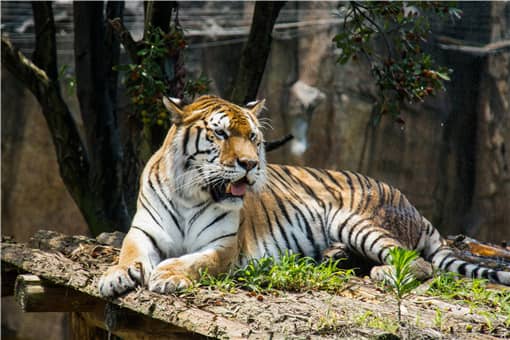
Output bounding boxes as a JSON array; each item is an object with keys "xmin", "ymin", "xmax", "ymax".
[
  {"xmin": 148, "ymin": 268, "xmax": 192, "ymax": 294},
  {"xmin": 98, "ymin": 262, "xmax": 146, "ymax": 297}
]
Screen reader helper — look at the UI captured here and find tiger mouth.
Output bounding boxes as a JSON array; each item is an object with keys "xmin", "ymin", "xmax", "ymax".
[{"xmin": 210, "ymin": 177, "xmax": 250, "ymax": 202}]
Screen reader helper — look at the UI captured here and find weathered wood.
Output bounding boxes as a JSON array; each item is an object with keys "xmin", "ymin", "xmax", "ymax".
[
  {"xmin": 2, "ymin": 263, "xmax": 20, "ymax": 297},
  {"xmin": 14, "ymin": 274, "xmax": 103, "ymax": 313},
  {"xmin": 2, "ymin": 230, "xmax": 509, "ymax": 339},
  {"xmin": 70, "ymin": 312, "xmax": 110, "ymax": 340}
]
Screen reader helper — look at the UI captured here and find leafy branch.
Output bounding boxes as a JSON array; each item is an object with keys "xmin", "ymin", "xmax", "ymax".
[{"xmin": 334, "ymin": 1, "xmax": 462, "ymax": 123}]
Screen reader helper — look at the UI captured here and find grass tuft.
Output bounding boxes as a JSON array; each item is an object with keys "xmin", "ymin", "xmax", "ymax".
[
  {"xmin": 197, "ymin": 251, "xmax": 354, "ymax": 294},
  {"xmin": 427, "ymin": 272, "xmax": 510, "ymax": 328}
]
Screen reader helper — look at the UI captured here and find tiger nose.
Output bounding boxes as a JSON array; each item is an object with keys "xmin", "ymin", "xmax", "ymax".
[{"xmin": 237, "ymin": 158, "xmax": 258, "ymax": 171}]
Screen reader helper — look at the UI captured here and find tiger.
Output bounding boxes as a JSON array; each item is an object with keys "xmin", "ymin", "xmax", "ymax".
[{"xmin": 98, "ymin": 95, "xmax": 510, "ymax": 297}]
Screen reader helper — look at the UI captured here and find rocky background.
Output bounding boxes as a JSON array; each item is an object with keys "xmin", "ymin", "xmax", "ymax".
[{"xmin": 2, "ymin": 2, "xmax": 509, "ymax": 339}]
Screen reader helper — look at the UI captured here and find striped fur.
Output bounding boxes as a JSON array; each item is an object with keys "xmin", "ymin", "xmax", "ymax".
[{"xmin": 99, "ymin": 96, "xmax": 509, "ymax": 297}]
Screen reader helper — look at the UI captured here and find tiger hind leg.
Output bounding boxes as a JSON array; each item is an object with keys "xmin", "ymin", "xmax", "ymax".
[
  {"xmin": 99, "ymin": 228, "xmax": 161, "ymax": 297},
  {"xmin": 322, "ymin": 242, "xmax": 377, "ymax": 275},
  {"xmin": 334, "ymin": 221, "xmax": 433, "ymax": 281},
  {"xmin": 369, "ymin": 256, "xmax": 433, "ymax": 282}
]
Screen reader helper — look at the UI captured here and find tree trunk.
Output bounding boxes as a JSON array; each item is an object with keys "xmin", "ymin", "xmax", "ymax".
[
  {"xmin": 74, "ymin": 2, "xmax": 129, "ymax": 235},
  {"xmin": 230, "ymin": 1, "xmax": 286, "ymax": 105},
  {"xmin": 471, "ymin": 2, "xmax": 510, "ymax": 242}
]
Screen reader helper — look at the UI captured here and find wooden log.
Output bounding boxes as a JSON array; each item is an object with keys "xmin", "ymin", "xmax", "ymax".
[
  {"xmin": 2, "ymin": 230, "xmax": 509, "ymax": 339},
  {"xmin": 14, "ymin": 273, "xmax": 204, "ymax": 339},
  {"xmin": 14, "ymin": 274, "xmax": 103, "ymax": 313},
  {"xmin": 2, "ymin": 263, "xmax": 20, "ymax": 296}
]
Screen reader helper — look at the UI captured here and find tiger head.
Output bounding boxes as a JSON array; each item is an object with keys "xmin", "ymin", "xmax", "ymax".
[{"xmin": 163, "ymin": 95, "xmax": 267, "ymax": 208}]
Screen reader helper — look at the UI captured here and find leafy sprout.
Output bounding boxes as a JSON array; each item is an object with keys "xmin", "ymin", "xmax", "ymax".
[{"xmin": 383, "ymin": 247, "xmax": 420, "ymax": 325}]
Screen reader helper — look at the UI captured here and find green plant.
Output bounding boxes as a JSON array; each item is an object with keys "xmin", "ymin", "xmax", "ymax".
[
  {"xmin": 355, "ymin": 311, "xmax": 399, "ymax": 333},
  {"xmin": 334, "ymin": 2, "xmax": 461, "ymax": 123},
  {"xmin": 434, "ymin": 307, "xmax": 443, "ymax": 330},
  {"xmin": 316, "ymin": 300, "xmax": 342, "ymax": 333},
  {"xmin": 427, "ymin": 272, "xmax": 510, "ymax": 330},
  {"xmin": 117, "ymin": 26, "xmax": 209, "ymax": 130},
  {"xmin": 197, "ymin": 251, "xmax": 354, "ymax": 294},
  {"xmin": 383, "ymin": 247, "xmax": 420, "ymax": 325}
]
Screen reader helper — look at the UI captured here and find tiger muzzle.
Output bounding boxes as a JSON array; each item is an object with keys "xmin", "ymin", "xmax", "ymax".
[{"xmin": 210, "ymin": 177, "xmax": 251, "ymax": 202}]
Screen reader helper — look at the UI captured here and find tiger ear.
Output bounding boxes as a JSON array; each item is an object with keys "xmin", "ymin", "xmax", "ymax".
[
  {"xmin": 245, "ymin": 99, "xmax": 266, "ymax": 117},
  {"xmin": 163, "ymin": 96, "xmax": 185, "ymax": 124}
]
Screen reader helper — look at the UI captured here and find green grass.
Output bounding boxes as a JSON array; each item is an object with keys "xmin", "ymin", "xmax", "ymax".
[
  {"xmin": 427, "ymin": 272, "xmax": 510, "ymax": 329},
  {"xmin": 355, "ymin": 311, "xmax": 399, "ymax": 334},
  {"xmin": 197, "ymin": 251, "xmax": 354, "ymax": 294}
]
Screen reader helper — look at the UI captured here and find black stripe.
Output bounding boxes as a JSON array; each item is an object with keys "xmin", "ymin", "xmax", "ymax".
[
  {"xmin": 387, "ymin": 186, "xmax": 395, "ymax": 206},
  {"xmin": 376, "ymin": 181, "xmax": 385, "ymax": 207},
  {"xmin": 472, "ymin": 266, "xmax": 481, "ymax": 278},
  {"xmin": 322, "ymin": 169, "xmax": 344, "ymax": 190},
  {"xmin": 352, "ymin": 172, "xmax": 366, "ymax": 213},
  {"xmin": 360, "ymin": 174, "xmax": 373, "ymax": 213},
  {"xmin": 377, "ymin": 245, "xmax": 390, "ymax": 264},
  {"xmin": 457, "ymin": 262, "xmax": 468, "ymax": 276},
  {"xmin": 269, "ymin": 187, "xmax": 293, "ymax": 225},
  {"xmin": 182, "ymin": 126, "xmax": 191, "ymax": 155},
  {"xmin": 194, "ymin": 126, "xmax": 202, "ymax": 153},
  {"xmin": 428, "ymin": 224, "xmax": 435, "ymax": 236},
  {"xmin": 347, "ymin": 218, "xmax": 369, "ymax": 248},
  {"xmin": 284, "ymin": 167, "xmax": 323, "ymax": 208},
  {"xmin": 260, "ymin": 200, "xmax": 284, "ymax": 255},
  {"xmin": 488, "ymin": 271, "xmax": 499, "ymax": 283},
  {"xmin": 437, "ymin": 254, "xmax": 452, "ymax": 270},
  {"xmin": 340, "ymin": 171, "xmax": 355, "ymax": 211},
  {"xmin": 303, "ymin": 167, "xmax": 338, "ymax": 200},
  {"xmin": 196, "ymin": 212, "xmax": 229, "ymax": 239},
  {"xmin": 273, "ymin": 211, "xmax": 292, "ymax": 250},
  {"xmin": 426, "ymin": 245, "xmax": 443, "ymax": 261},
  {"xmin": 203, "ymin": 232, "xmax": 237, "ymax": 246},
  {"xmin": 368, "ymin": 234, "xmax": 386, "ymax": 252},
  {"xmin": 132, "ymin": 226, "xmax": 163, "ymax": 258},
  {"xmin": 443, "ymin": 258, "xmax": 457, "ymax": 271},
  {"xmin": 337, "ymin": 213, "xmax": 356, "ymax": 241},
  {"xmin": 139, "ymin": 193, "xmax": 164, "ymax": 229},
  {"xmin": 291, "ymin": 233, "xmax": 306, "ymax": 256},
  {"xmin": 188, "ymin": 203, "xmax": 211, "ymax": 232},
  {"xmin": 352, "ymin": 221, "xmax": 371, "ymax": 250},
  {"xmin": 269, "ymin": 168, "xmax": 313, "ymax": 213},
  {"xmin": 359, "ymin": 228, "xmax": 378, "ymax": 257},
  {"xmin": 480, "ymin": 269, "xmax": 489, "ymax": 279},
  {"xmin": 148, "ymin": 172, "xmax": 183, "ymax": 237},
  {"xmin": 294, "ymin": 212, "xmax": 321, "ymax": 260}
]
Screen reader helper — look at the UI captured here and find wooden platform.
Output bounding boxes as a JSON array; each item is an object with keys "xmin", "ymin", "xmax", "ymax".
[{"xmin": 2, "ymin": 230, "xmax": 508, "ymax": 339}]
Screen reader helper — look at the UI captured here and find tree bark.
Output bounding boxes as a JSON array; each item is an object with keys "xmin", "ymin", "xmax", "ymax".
[
  {"xmin": 230, "ymin": 2, "xmax": 286, "ymax": 105},
  {"xmin": 74, "ymin": 2, "xmax": 129, "ymax": 234},
  {"xmin": 1, "ymin": 36, "xmax": 97, "ymax": 234},
  {"xmin": 471, "ymin": 2, "xmax": 510, "ymax": 242}
]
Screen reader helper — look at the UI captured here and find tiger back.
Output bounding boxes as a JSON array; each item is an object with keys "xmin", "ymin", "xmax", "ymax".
[{"xmin": 99, "ymin": 95, "xmax": 509, "ymax": 297}]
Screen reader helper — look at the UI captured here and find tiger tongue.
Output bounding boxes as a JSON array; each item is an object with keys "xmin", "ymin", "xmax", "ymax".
[{"xmin": 227, "ymin": 182, "xmax": 247, "ymax": 196}]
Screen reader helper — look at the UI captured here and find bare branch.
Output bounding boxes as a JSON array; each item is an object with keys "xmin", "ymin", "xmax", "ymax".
[
  {"xmin": 109, "ymin": 18, "xmax": 140, "ymax": 63},
  {"xmin": 1, "ymin": 36, "xmax": 50, "ymax": 97},
  {"xmin": 265, "ymin": 134, "xmax": 293, "ymax": 152}
]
